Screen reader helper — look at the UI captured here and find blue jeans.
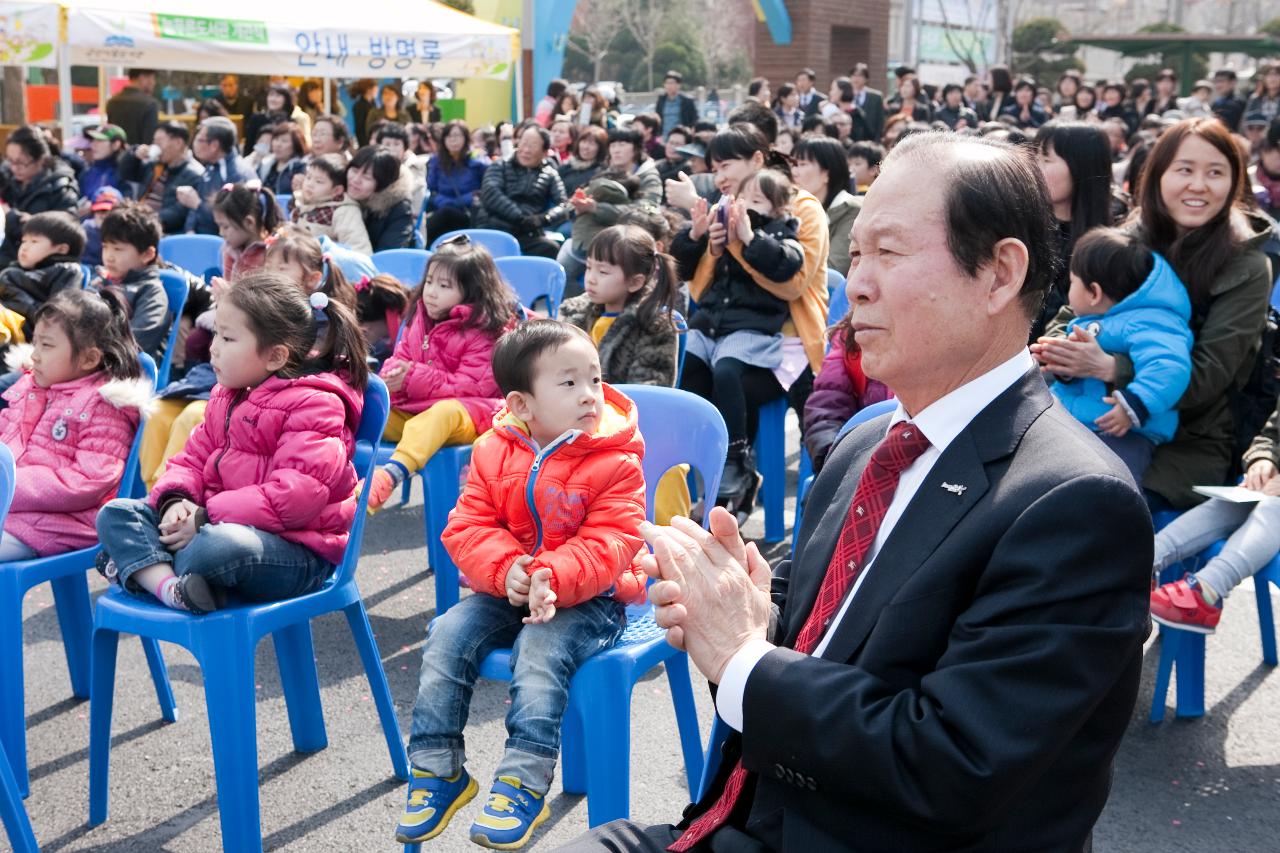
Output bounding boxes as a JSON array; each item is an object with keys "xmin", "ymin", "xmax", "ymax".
[
  {"xmin": 96, "ymin": 498, "xmax": 332, "ymax": 603},
  {"xmin": 408, "ymin": 592, "xmax": 626, "ymax": 795}
]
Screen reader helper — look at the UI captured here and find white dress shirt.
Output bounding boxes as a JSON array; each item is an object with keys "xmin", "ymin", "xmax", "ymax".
[{"xmin": 715, "ymin": 349, "xmax": 1035, "ymax": 731}]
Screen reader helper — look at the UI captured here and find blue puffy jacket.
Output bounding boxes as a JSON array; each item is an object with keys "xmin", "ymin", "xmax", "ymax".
[{"xmin": 1053, "ymin": 252, "xmax": 1193, "ymax": 444}]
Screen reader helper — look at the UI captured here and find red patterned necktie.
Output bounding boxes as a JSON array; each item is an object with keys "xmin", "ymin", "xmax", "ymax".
[{"xmin": 669, "ymin": 421, "xmax": 932, "ymax": 852}]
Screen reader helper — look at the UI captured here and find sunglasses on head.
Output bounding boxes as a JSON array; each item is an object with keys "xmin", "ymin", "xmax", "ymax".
[{"xmin": 437, "ymin": 233, "xmax": 471, "ymax": 248}]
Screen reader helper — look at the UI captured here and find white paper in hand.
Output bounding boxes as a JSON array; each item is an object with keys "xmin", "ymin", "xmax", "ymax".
[{"xmin": 1192, "ymin": 486, "xmax": 1265, "ymax": 503}]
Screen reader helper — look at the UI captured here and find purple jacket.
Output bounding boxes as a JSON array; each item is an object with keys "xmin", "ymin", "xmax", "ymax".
[{"xmin": 803, "ymin": 329, "xmax": 892, "ymax": 471}]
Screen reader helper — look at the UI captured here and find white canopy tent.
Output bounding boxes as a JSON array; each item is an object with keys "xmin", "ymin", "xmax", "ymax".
[{"xmin": 4, "ymin": 0, "xmax": 518, "ymax": 138}]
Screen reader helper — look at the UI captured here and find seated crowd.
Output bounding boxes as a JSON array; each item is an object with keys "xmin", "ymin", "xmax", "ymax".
[{"xmin": 1, "ymin": 62, "xmax": 1280, "ymax": 849}]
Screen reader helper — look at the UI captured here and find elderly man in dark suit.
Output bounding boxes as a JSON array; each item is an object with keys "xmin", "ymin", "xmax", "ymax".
[{"xmin": 559, "ymin": 132, "xmax": 1152, "ymax": 852}]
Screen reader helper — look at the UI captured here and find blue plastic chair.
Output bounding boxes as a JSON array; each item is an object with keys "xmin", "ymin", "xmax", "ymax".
[
  {"xmin": 0, "ymin": 354, "xmax": 174, "ymax": 799},
  {"xmin": 158, "ymin": 234, "xmax": 224, "ymax": 281},
  {"xmin": 790, "ymin": 400, "xmax": 897, "ymax": 558},
  {"xmin": 674, "ymin": 311, "xmax": 688, "ymax": 385},
  {"xmin": 371, "ymin": 249, "xmax": 432, "ymax": 288},
  {"xmin": 155, "ymin": 270, "xmax": 191, "ymax": 389},
  {"xmin": 0, "ymin": 733, "xmax": 36, "ymax": 853},
  {"xmin": 89, "ymin": 378, "xmax": 409, "ymax": 853},
  {"xmin": 1149, "ymin": 540, "xmax": 1280, "ymax": 723},
  {"xmin": 408, "ymin": 385, "xmax": 727, "ymax": 845},
  {"xmin": 825, "ymin": 267, "xmax": 845, "ymax": 302},
  {"xmin": 829, "ymin": 280, "xmax": 850, "ymax": 325},
  {"xmin": 495, "ymin": 255, "xmax": 566, "ymax": 318},
  {"xmin": 0, "ymin": 448, "xmax": 35, "ymax": 852},
  {"xmin": 275, "ymin": 193, "xmax": 292, "ymax": 220},
  {"xmin": 430, "ymin": 228, "xmax": 521, "ymax": 258},
  {"xmin": 366, "ymin": 438, "xmax": 473, "ymax": 617},
  {"xmin": 751, "ymin": 396, "xmax": 790, "ymax": 542}
]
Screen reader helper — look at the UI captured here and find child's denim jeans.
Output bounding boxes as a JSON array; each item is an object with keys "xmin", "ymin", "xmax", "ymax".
[
  {"xmin": 408, "ymin": 592, "xmax": 626, "ymax": 795},
  {"xmin": 96, "ymin": 497, "xmax": 332, "ymax": 602}
]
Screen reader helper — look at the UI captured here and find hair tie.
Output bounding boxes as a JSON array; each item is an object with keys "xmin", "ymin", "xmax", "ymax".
[
  {"xmin": 220, "ymin": 182, "xmax": 235, "ymax": 192},
  {"xmin": 244, "ymin": 179, "xmax": 263, "ymax": 191},
  {"xmin": 309, "ymin": 291, "xmax": 329, "ymax": 311},
  {"xmin": 354, "ymin": 275, "xmax": 371, "ymax": 292}
]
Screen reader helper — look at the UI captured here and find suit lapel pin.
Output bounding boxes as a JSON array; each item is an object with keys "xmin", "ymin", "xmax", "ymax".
[{"xmin": 941, "ymin": 482, "xmax": 966, "ymax": 496}]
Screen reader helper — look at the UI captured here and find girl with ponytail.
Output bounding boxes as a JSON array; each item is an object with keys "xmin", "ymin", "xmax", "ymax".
[
  {"xmin": 560, "ymin": 223, "xmax": 688, "ymax": 522},
  {"xmin": 96, "ymin": 271, "xmax": 370, "ymax": 613},
  {"xmin": 138, "ymin": 225, "xmax": 364, "ymax": 491},
  {"xmin": 560, "ymin": 224, "xmax": 680, "ymax": 386},
  {"xmin": 0, "ymin": 288, "xmax": 151, "ymax": 560}
]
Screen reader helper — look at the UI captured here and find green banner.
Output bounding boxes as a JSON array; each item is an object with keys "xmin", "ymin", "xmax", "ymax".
[{"xmin": 153, "ymin": 14, "xmax": 268, "ymax": 44}]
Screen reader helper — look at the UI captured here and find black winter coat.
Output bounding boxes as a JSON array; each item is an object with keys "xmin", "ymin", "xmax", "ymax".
[
  {"xmin": 672, "ymin": 212, "xmax": 803, "ymax": 339},
  {"xmin": 0, "ymin": 256, "xmax": 85, "ymax": 331},
  {"xmin": 473, "ymin": 156, "xmax": 568, "ymax": 236},
  {"xmin": 0, "ymin": 164, "xmax": 79, "ymax": 267},
  {"xmin": 362, "ymin": 170, "xmax": 417, "ymax": 251}
]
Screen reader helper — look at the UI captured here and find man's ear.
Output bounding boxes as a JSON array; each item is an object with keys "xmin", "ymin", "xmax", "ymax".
[{"xmin": 985, "ymin": 236, "xmax": 1030, "ymax": 317}]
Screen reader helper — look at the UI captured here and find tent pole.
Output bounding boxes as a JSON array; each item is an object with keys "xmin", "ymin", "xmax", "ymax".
[{"xmin": 57, "ymin": 44, "xmax": 73, "ymax": 143}]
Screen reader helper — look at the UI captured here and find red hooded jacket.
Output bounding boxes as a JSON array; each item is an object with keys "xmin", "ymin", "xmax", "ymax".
[{"xmin": 442, "ymin": 383, "xmax": 647, "ymax": 608}]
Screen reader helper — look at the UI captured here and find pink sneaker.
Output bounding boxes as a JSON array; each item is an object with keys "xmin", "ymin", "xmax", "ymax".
[{"xmin": 1151, "ymin": 576, "xmax": 1222, "ymax": 634}]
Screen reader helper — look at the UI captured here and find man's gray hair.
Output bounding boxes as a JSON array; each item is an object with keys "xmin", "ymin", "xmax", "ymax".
[{"xmin": 199, "ymin": 116, "xmax": 238, "ymax": 156}]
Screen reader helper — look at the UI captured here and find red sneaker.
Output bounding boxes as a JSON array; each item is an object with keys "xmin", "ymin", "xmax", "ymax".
[
  {"xmin": 1150, "ymin": 576, "xmax": 1222, "ymax": 634},
  {"xmin": 367, "ymin": 468, "xmax": 398, "ymax": 514}
]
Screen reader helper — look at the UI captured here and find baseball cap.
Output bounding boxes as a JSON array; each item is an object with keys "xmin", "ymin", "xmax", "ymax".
[
  {"xmin": 87, "ymin": 124, "xmax": 127, "ymax": 144},
  {"xmin": 91, "ymin": 186, "xmax": 123, "ymax": 212},
  {"xmin": 674, "ymin": 140, "xmax": 707, "ymax": 160},
  {"xmin": 1244, "ymin": 111, "xmax": 1270, "ymax": 128}
]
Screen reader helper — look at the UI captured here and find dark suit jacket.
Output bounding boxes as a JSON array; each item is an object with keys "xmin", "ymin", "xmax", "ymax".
[
  {"xmin": 105, "ymin": 86, "xmax": 158, "ymax": 148},
  {"xmin": 797, "ymin": 91, "xmax": 825, "ymax": 117},
  {"xmin": 688, "ymin": 370, "xmax": 1152, "ymax": 852},
  {"xmin": 850, "ymin": 89, "xmax": 885, "ymax": 142}
]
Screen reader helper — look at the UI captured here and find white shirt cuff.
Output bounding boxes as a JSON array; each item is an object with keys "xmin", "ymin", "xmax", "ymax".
[{"xmin": 714, "ymin": 639, "xmax": 777, "ymax": 732}]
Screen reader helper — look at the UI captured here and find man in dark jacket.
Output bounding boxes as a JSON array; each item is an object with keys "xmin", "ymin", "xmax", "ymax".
[
  {"xmin": 178, "ymin": 117, "xmax": 255, "ymax": 235},
  {"xmin": 795, "ymin": 68, "xmax": 825, "ymax": 117},
  {"xmin": 655, "ymin": 71, "xmax": 699, "ymax": 138},
  {"xmin": 118, "ymin": 121, "xmax": 204, "ymax": 235},
  {"xmin": 215, "ymin": 74, "xmax": 255, "ymax": 117},
  {"xmin": 1211, "ymin": 68, "xmax": 1246, "ymax": 132},
  {"xmin": 473, "ymin": 124, "xmax": 567, "ymax": 258},
  {"xmin": 848, "ymin": 63, "xmax": 885, "ymax": 142},
  {"xmin": 105, "ymin": 69, "xmax": 158, "ymax": 151}
]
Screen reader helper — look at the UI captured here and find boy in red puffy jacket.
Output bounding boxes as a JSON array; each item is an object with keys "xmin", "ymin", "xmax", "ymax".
[{"xmin": 395, "ymin": 320, "xmax": 645, "ymax": 850}]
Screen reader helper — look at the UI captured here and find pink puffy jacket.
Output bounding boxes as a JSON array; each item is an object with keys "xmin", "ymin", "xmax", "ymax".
[
  {"xmin": 149, "ymin": 372, "xmax": 363, "ymax": 565},
  {"xmin": 0, "ymin": 350, "xmax": 150, "ymax": 556},
  {"xmin": 379, "ymin": 303, "xmax": 511, "ymax": 434}
]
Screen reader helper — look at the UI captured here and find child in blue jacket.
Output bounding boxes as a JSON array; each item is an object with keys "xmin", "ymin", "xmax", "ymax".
[{"xmin": 1051, "ymin": 227, "xmax": 1192, "ymax": 481}]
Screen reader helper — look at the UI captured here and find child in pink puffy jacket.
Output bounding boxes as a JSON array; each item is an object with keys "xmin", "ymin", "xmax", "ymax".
[
  {"xmin": 95, "ymin": 271, "xmax": 370, "ymax": 614},
  {"xmin": 0, "ymin": 289, "xmax": 150, "ymax": 561},
  {"xmin": 367, "ymin": 238, "xmax": 519, "ymax": 513}
]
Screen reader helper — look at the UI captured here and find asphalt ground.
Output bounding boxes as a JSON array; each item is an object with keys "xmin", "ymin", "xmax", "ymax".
[{"xmin": 13, "ymin": 411, "xmax": 1280, "ymax": 852}]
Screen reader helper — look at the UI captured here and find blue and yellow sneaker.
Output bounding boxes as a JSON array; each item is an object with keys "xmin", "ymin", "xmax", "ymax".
[
  {"xmin": 394, "ymin": 767, "xmax": 478, "ymax": 844},
  {"xmin": 468, "ymin": 776, "xmax": 551, "ymax": 850}
]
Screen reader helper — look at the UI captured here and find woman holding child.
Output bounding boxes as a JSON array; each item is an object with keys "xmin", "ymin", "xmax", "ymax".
[
  {"xmin": 669, "ymin": 124, "xmax": 829, "ymax": 513},
  {"xmin": 1033, "ymin": 117, "xmax": 1273, "ymax": 512}
]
